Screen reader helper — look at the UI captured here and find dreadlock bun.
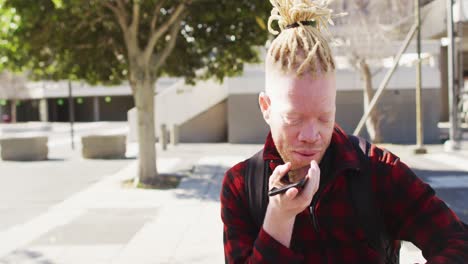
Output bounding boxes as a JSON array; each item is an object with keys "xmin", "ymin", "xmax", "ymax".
[{"xmin": 266, "ymin": 0, "xmax": 342, "ymax": 76}]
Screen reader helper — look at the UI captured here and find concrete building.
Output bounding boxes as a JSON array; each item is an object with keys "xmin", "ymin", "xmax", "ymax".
[{"xmin": 0, "ymin": 79, "xmax": 178, "ymax": 123}]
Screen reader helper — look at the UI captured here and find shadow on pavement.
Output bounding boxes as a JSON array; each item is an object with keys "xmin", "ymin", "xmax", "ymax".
[
  {"xmin": 0, "ymin": 158, "xmax": 67, "ymax": 163},
  {"xmin": 46, "ymin": 158, "xmax": 66, "ymax": 162},
  {"xmin": 412, "ymin": 169, "xmax": 468, "ymax": 178},
  {"xmin": 83, "ymin": 156, "xmax": 137, "ymax": 161},
  {"xmin": 412, "ymin": 169, "xmax": 468, "ymax": 223},
  {"xmin": 0, "ymin": 249, "xmax": 55, "ymax": 264},
  {"xmin": 174, "ymin": 164, "xmax": 229, "ymax": 203}
]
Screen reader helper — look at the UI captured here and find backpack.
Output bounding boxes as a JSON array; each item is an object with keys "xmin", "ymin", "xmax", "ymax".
[{"xmin": 244, "ymin": 135, "xmax": 399, "ymax": 263}]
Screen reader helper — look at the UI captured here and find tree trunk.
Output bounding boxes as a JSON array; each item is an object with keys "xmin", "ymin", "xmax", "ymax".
[
  {"xmin": 10, "ymin": 99, "xmax": 17, "ymax": 123},
  {"xmin": 133, "ymin": 71, "xmax": 159, "ymax": 185},
  {"xmin": 359, "ymin": 60, "xmax": 383, "ymax": 143},
  {"xmin": 105, "ymin": 0, "xmax": 184, "ymax": 186}
]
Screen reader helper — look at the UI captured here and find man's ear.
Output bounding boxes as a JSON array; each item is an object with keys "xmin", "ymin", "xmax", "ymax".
[{"xmin": 259, "ymin": 92, "xmax": 271, "ymax": 124}]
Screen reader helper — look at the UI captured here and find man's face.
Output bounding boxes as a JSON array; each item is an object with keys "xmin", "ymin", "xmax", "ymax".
[{"xmin": 260, "ymin": 67, "xmax": 336, "ymax": 172}]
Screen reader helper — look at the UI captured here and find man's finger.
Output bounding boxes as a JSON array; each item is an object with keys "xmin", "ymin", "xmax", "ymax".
[
  {"xmin": 308, "ymin": 160, "xmax": 320, "ymax": 194},
  {"xmin": 269, "ymin": 162, "xmax": 291, "ymax": 187},
  {"xmin": 285, "ymin": 187, "xmax": 298, "ymax": 200},
  {"xmin": 298, "ymin": 160, "xmax": 320, "ymax": 201},
  {"xmin": 310, "ymin": 160, "xmax": 320, "ymax": 180}
]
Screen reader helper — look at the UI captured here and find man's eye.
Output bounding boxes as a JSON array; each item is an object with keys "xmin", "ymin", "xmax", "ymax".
[
  {"xmin": 283, "ymin": 116, "xmax": 300, "ymax": 125},
  {"xmin": 319, "ymin": 117, "xmax": 333, "ymax": 123}
]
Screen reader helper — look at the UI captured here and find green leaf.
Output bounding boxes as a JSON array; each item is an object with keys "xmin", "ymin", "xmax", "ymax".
[
  {"xmin": 256, "ymin": 16, "xmax": 266, "ymax": 30},
  {"xmin": 51, "ymin": 0, "xmax": 63, "ymax": 9}
]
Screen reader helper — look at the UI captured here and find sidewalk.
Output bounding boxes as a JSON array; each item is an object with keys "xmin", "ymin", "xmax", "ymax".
[
  {"xmin": 0, "ymin": 142, "xmax": 467, "ymax": 263},
  {"xmin": 0, "ymin": 143, "xmax": 260, "ymax": 264}
]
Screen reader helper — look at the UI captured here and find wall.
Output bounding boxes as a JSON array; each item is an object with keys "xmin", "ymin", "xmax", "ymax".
[
  {"xmin": 47, "ymin": 96, "xmax": 134, "ymax": 122},
  {"xmin": 74, "ymin": 97, "xmax": 95, "ymax": 122},
  {"xmin": 179, "ymin": 100, "xmax": 228, "ymax": 143},
  {"xmin": 227, "ymin": 94, "xmax": 269, "ymax": 144},
  {"xmin": 99, "ymin": 96, "xmax": 134, "ymax": 121},
  {"xmin": 336, "ymin": 89, "xmax": 441, "ymax": 144}
]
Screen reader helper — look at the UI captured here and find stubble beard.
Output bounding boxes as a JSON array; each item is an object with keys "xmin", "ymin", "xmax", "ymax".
[{"xmin": 277, "ymin": 147, "xmax": 314, "ymax": 182}]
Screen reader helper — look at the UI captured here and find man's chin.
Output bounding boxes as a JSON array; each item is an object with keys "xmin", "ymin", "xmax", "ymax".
[
  {"xmin": 289, "ymin": 162, "xmax": 311, "ymax": 172},
  {"xmin": 288, "ymin": 155, "xmax": 322, "ymax": 171},
  {"xmin": 287, "ymin": 164, "xmax": 311, "ymax": 181},
  {"xmin": 280, "ymin": 150, "xmax": 322, "ymax": 169}
]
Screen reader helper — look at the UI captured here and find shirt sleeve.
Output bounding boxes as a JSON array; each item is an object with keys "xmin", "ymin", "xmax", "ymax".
[
  {"xmin": 220, "ymin": 163, "xmax": 304, "ymax": 264},
  {"xmin": 380, "ymin": 155, "xmax": 468, "ymax": 263}
]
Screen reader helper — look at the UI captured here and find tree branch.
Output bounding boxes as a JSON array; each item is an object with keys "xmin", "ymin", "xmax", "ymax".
[
  {"xmin": 143, "ymin": 2, "xmax": 186, "ymax": 62},
  {"xmin": 150, "ymin": 0, "xmax": 168, "ymax": 34},
  {"xmin": 72, "ymin": 14, "xmax": 107, "ymax": 35},
  {"xmin": 115, "ymin": 0, "xmax": 127, "ymax": 15},
  {"xmin": 131, "ymin": 0, "xmax": 141, "ymax": 37},
  {"xmin": 103, "ymin": 0, "xmax": 143, "ymax": 56},
  {"xmin": 103, "ymin": 1, "xmax": 129, "ymax": 38},
  {"xmin": 153, "ymin": 15, "xmax": 184, "ymax": 74}
]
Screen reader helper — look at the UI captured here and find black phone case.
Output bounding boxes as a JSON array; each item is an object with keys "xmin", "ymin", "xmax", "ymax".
[{"xmin": 268, "ymin": 177, "xmax": 308, "ymax": 196}]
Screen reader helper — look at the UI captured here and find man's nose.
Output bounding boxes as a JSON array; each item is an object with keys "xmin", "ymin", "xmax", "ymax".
[{"xmin": 298, "ymin": 122, "xmax": 320, "ymax": 143}]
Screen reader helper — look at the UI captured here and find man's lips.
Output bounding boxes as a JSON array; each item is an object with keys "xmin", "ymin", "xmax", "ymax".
[{"xmin": 293, "ymin": 150, "xmax": 320, "ymax": 157}]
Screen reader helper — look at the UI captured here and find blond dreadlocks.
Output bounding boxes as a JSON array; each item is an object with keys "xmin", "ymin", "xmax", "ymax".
[{"xmin": 266, "ymin": 0, "xmax": 343, "ymax": 77}]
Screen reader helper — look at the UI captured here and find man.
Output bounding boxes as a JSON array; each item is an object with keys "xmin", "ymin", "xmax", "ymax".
[{"xmin": 220, "ymin": 0, "xmax": 468, "ymax": 263}]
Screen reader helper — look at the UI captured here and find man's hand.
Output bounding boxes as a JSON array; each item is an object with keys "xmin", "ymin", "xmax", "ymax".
[
  {"xmin": 268, "ymin": 160, "xmax": 320, "ymax": 218},
  {"xmin": 262, "ymin": 160, "xmax": 321, "ymax": 248}
]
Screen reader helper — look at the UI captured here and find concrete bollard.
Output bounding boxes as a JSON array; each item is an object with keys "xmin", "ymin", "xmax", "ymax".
[
  {"xmin": 170, "ymin": 124, "xmax": 179, "ymax": 146},
  {"xmin": 160, "ymin": 124, "xmax": 168, "ymax": 151},
  {"xmin": 81, "ymin": 134, "xmax": 126, "ymax": 159},
  {"xmin": 0, "ymin": 136, "xmax": 48, "ymax": 161}
]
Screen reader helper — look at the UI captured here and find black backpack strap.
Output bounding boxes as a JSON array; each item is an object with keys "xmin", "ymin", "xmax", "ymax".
[
  {"xmin": 245, "ymin": 149, "xmax": 269, "ymax": 229},
  {"xmin": 348, "ymin": 135, "xmax": 396, "ymax": 262}
]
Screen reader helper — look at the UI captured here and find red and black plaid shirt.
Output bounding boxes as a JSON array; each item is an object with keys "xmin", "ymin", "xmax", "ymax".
[{"xmin": 221, "ymin": 125, "xmax": 468, "ymax": 263}]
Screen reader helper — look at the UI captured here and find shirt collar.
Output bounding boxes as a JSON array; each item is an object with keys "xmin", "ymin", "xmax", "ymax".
[{"xmin": 262, "ymin": 132, "xmax": 282, "ymax": 161}]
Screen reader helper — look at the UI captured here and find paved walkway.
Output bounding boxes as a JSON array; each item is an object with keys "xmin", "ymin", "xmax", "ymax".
[{"xmin": 0, "ymin": 142, "xmax": 466, "ymax": 263}]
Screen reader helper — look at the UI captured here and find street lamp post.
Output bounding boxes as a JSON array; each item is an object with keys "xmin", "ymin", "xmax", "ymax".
[
  {"xmin": 68, "ymin": 81, "xmax": 75, "ymax": 150},
  {"xmin": 445, "ymin": 0, "xmax": 461, "ymax": 151},
  {"xmin": 414, "ymin": 0, "xmax": 427, "ymax": 154}
]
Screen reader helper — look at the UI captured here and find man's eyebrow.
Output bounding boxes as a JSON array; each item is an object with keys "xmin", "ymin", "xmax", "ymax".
[
  {"xmin": 320, "ymin": 110, "xmax": 334, "ymax": 115},
  {"xmin": 282, "ymin": 110, "xmax": 300, "ymax": 116},
  {"xmin": 287, "ymin": 110, "xmax": 334, "ymax": 115}
]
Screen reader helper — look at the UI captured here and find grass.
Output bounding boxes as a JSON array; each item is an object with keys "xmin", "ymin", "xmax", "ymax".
[{"xmin": 121, "ymin": 173, "xmax": 185, "ymax": 190}]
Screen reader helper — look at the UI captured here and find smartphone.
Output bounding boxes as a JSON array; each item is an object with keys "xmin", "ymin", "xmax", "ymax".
[{"xmin": 268, "ymin": 177, "xmax": 309, "ymax": 196}]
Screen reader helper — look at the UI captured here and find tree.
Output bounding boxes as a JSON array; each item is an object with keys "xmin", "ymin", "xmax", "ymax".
[
  {"xmin": 0, "ymin": 71, "xmax": 28, "ymax": 123},
  {"xmin": 1, "ymin": 0, "xmax": 270, "ymax": 184},
  {"xmin": 330, "ymin": 0, "xmax": 414, "ymax": 143}
]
